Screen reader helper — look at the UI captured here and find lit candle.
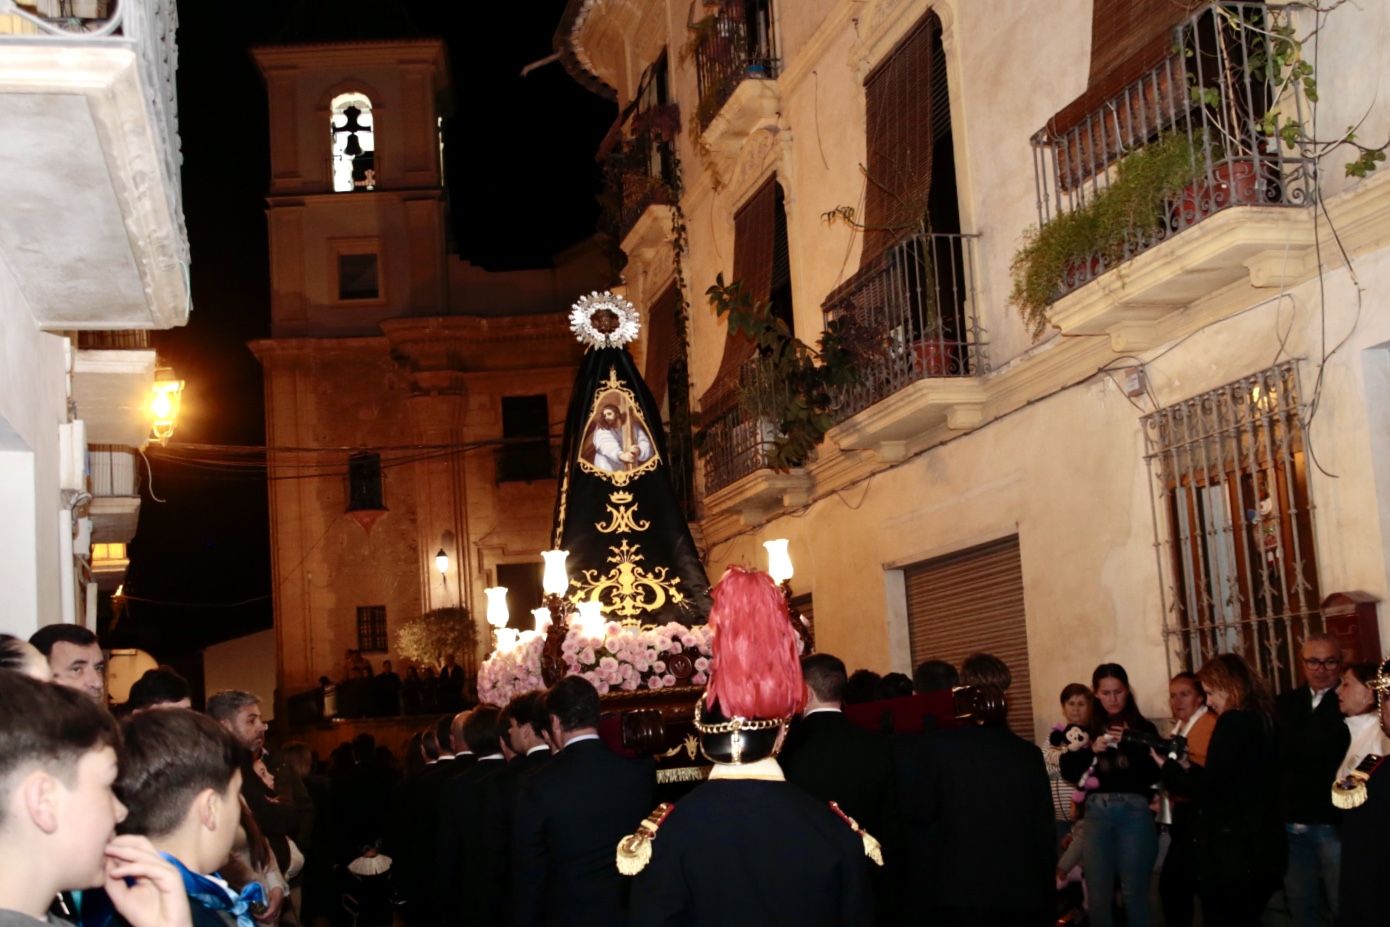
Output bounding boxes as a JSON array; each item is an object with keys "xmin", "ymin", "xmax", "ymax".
[
  {"xmin": 532, "ymin": 606, "xmax": 553, "ymax": 635},
  {"xmin": 763, "ymin": 538, "xmax": 794, "ymax": 584},
  {"xmin": 495, "ymin": 627, "xmax": 519, "ymax": 653},
  {"xmin": 541, "ymin": 549, "xmax": 570, "ymax": 597},
  {"xmin": 574, "ymin": 600, "xmax": 604, "ymax": 638},
  {"xmin": 484, "ymin": 586, "xmax": 510, "ymax": 628}
]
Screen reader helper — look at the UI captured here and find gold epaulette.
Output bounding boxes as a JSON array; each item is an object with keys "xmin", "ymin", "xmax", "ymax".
[
  {"xmin": 828, "ymin": 801, "xmax": 884, "ymax": 867},
  {"xmin": 616, "ymin": 802, "xmax": 675, "ymax": 875}
]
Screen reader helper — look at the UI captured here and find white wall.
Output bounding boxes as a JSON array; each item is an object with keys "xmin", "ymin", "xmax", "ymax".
[
  {"xmin": 0, "ymin": 256, "xmax": 70, "ymax": 638},
  {"xmin": 204, "ymin": 629, "xmax": 278, "ymax": 721}
]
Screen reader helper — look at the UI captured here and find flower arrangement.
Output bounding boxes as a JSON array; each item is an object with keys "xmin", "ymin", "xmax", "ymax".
[{"xmin": 477, "ymin": 620, "xmax": 714, "ymax": 706}]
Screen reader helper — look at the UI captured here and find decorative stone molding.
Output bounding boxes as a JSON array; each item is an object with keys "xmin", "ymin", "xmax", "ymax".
[{"xmin": 703, "ymin": 467, "xmax": 813, "ymax": 525}]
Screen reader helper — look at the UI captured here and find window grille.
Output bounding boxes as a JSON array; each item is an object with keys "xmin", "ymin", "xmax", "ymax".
[
  {"xmin": 1143, "ymin": 362, "xmax": 1321, "ymax": 692},
  {"xmin": 356, "ymin": 605, "xmax": 387, "ymax": 653}
]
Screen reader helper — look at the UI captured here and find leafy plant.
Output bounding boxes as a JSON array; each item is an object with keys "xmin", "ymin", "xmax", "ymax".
[
  {"xmin": 1010, "ymin": 132, "xmax": 1200, "ymax": 335},
  {"xmin": 395, "ymin": 607, "xmax": 475, "ymax": 668},
  {"xmin": 704, "ymin": 275, "xmax": 873, "ymax": 469}
]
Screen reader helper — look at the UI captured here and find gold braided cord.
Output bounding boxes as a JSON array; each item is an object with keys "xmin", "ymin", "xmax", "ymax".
[{"xmin": 692, "ymin": 698, "xmax": 791, "ymax": 734}]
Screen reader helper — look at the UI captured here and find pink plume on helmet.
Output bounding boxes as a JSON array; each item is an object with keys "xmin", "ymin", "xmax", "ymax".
[{"xmin": 705, "ymin": 564, "xmax": 805, "ymax": 720}]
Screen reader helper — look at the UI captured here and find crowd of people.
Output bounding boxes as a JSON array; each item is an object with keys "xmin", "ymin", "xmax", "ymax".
[{"xmin": 2, "ymin": 604, "xmax": 1389, "ymax": 927}]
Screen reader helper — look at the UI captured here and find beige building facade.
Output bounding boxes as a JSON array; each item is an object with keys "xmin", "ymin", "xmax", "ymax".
[
  {"xmin": 559, "ymin": 0, "xmax": 1390, "ymax": 736},
  {"xmin": 250, "ymin": 37, "xmax": 610, "ymax": 702}
]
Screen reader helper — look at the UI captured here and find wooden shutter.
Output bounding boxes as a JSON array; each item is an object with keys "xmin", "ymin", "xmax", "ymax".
[
  {"xmin": 644, "ymin": 283, "xmax": 680, "ymax": 408},
  {"xmin": 699, "ymin": 176, "xmax": 778, "ymax": 412},
  {"xmin": 862, "ymin": 14, "xmax": 939, "ymax": 262},
  {"xmin": 904, "ymin": 535, "xmax": 1034, "ymax": 735}
]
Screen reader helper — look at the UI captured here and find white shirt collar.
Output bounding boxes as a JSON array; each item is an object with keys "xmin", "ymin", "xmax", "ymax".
[
  {"xmin": 526, "ymin": 744, "xmax": 550, "ymax": 755},
  {"xmin": 804, "ymin": 706, "xmax": 842, "ymax": 716},
  {"xmin": 479, "ymin": 752, "xmax": 504, "ymax": 761},
  {"xmin": 563, "ymin": 733, "xmax": 600, "ymax": 749},
  {"xmin": 709, "ymin": 757, "xmax": 785, "ymax": 781},
  {"xmin": 1173, "ymin": 704, "xmax": 1210, "ymax": 737}
]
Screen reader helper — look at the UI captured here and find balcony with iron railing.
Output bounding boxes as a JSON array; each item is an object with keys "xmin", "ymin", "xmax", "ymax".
[
  {"xmin": 602, "ymin": 118, "xmax": 678, "ymax": 247},
  {"xmin": 0, "ymin": 0, "xmax": 190, "ymax": 330},
  {"xmin": 88, "ymin": 444, "xmax": 141, "ymax": 544},
  {"xmin": 691, "ymin": 0, "xmax": 779, "ymax": 151},
  {"xmin": 821, "ymin": 232, "xmax": 987, "ymax": 456},
  {"xmin": 1027, "ymin": 2, "xmax": 1317, "ymax": 349}
]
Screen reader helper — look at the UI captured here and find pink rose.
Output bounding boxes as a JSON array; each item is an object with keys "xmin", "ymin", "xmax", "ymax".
[
  {"xmin": 648, "ymin": 676, "xmax": 664, "ymax": 690},
  {"xmin": 694, "ymin": 657, "xmax": 710, "ymax": 671},
  {"xmin": 662, "ymin": 674, "xmax": 676, "ymax": 687}
]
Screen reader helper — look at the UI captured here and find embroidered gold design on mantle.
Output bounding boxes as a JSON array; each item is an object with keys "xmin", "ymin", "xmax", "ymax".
[
  {"xmin": 596, "ymin": 491, "xmax": 651, "ymax": 534},
  {"xmin": 571, "ymin": 538, "xmax": 686, "ymax": 619}
]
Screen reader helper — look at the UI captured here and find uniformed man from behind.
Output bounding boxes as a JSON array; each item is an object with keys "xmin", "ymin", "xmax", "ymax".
[{"xmin": 622, "ymin": 565, "xmax": 879, "ymax": 926}]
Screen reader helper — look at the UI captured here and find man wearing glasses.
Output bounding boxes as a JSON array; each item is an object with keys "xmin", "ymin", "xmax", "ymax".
[{"xmin": 1276, "ymin": 632, "xmax": 1351, "ymax": 927}]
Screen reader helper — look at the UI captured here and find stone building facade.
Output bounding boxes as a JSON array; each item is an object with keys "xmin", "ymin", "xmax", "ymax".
[
  {"xmin": 249, "ymin": 36, "xmax": 610, "ymax": 701},
  {"xmin": 557, "ymin": 0, "xmax": 1390, "ymax": 736}
]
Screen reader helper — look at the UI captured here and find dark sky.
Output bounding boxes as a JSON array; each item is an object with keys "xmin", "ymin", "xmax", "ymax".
[{"xmin": 117, "ymin": 0, "xmax": 613, "ymax": 662}]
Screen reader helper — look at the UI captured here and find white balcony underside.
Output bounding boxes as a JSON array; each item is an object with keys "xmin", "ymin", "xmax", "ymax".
[
  {"xmin": 72, "ymin": 348, "xmax": 155, "ymax": 446},
  {"xmin": 89, "ymin": 494, "xmax": 139, "ymax": 545},
  {"xmin": 1046, "ymin": 207, "xmax": 1317, "ymax": 351},
  {"xmin": 0, "ymin": 42, "xmax": 189, "ymax": 329}
]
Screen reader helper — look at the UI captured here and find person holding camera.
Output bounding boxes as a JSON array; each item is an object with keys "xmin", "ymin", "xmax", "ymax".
[
  {"xmin": 1157, "ymin": 654, "xmax": 1286, "ymax": 926},
  {"xmin": 1158, "ymin": 672, "xmax": 1216, "ymax": 927},
  {"xmin": 1059, "ymin": 663, "xmax": 1160, "ymax": 927}
]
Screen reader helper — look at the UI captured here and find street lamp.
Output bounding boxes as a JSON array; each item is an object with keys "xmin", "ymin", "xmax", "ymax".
[
  {"xmin": 434, "ymin": 549, "xmax": 449, "ymax": 576},
  {"xmin": 148, "ymin": 370, "xmax": 184, "ymax": 446}
]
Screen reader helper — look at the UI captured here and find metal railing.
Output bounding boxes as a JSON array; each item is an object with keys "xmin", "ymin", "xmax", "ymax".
[
  {"xmin": 0, "ymin": 0, "xmax": 188, "ymax": 265},
  {"xmin": 693, "ymin": 0, "xmax": 778, "ymax": 130},
  {"xmin": 76, "ymin": 329, "xmax": 152, "ymax": 350},
  {"xmin": 603, "ymin": 130, "xmax": 677, "ymax": 241},
  {"xmin": 1030, "ymin": 2, "xmax": 1313, "ymax": 300},
  {"xmin": 89, "ymin": 444, "xmax": 139, "ymax": 496},
  {"xmin": 699, "ymin": 360, "xmax": 790, "ymax": 495},
  {"xmin": 821, "ymin": 232, "xmax": 986, "ymax": 423},
  {"xmin": 1143, "ymin": 362, "xmax": 1319, "ymax": 694}
]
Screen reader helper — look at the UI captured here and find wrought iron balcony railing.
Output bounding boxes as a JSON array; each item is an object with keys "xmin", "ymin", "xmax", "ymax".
[
  {"xmin": 602, "ymin": 125, "xmax": 677, "ymax": 242},
  {"xmin": 1029, "ymin": 2, "xmax": 1313, "ymax": 301},
  {"xmin": 76, "ymin": 329, "xmax": 152, "ymax": 350},
  {"xmin": 822, "ymin": 232, "xmax": 985, "ymax": 424},
  {"xmin": 699, "ymin": 360, "xmax": 789, "ymax": 495},
  {"xmin": 0, "ymin": 0, "xmax": 188, "ymax": 264},
  {"xmin": 89, "ymin": 444, "xmax": 139, "ymax": 497},
  {"xmin": 692, "ymin": 0, "xmax": 778, "ymax": 130}
]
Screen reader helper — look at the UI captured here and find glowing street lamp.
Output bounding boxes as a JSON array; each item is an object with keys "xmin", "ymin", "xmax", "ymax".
[
  {"xmin": 434, "ymin": 549, "xmax": 449, "ymax": 576},
  {"xmin": 148, "ymin": 370, "xmax": 184, "ymax": 446}
]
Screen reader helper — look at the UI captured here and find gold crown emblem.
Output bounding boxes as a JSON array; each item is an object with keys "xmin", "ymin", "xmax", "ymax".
[{"xmin": 609, "ymin": 491, "xmax": 634, "ymax": 504}]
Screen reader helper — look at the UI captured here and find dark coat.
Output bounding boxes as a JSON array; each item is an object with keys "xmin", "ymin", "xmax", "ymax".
[
  {"xmin": 1163, "ymin": 709, "xmax": 1286, "ymax": 896},
  {"xmin": 628, "ymin": 778, "xmax": 875, "ymax": 927},
  {"xmin": 894, "ymin": 724, "xmax": 1055, "ymax": 922},
  {"xmin": 463, "ymin": 748, "xmax": 552, "ymax": 927},
  {"xmin": 780, "ymin": 710, "xmax": 895, "ymax": 839},
  {"xmin": 511, "ymin": 738, "xmax": 654, "ymax": 927},
  {"xmin": 1337, "ymin": 755, "xmax": 1390, "ymax": 925},
  {"xmin": 435, "ymin": 756, "xmax": 508, "ymax": 925},
  {"xmin": 1276, "ymin": 685, "xmax": 1351, "ymax": 825}
]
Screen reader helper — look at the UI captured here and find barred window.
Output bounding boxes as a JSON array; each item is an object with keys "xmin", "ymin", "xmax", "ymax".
[
  {"xmin": 357, "ymin": 605, "xmax": 387, "ymax": 653},
  {"xmin": 1143, "ymin": 362, "xmax": 1321, "ymax": 692}
]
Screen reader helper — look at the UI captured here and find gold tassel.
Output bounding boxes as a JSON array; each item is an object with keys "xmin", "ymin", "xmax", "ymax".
[
  {"xmin": 616, "ymin": 802, "xmax": 674, "ymax": 876},
  {"xmin": 1332, "ymin": 778, "xmax": 1368, "ymax": 810},
  {"xmin": 828, "ymin": 801, "xmax": 884, "ymax": 867}
]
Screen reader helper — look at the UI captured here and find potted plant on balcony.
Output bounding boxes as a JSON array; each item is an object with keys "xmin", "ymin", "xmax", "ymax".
[{"xmin": 704, "ymin": 276, "xmax": 872, "ymax": 470}]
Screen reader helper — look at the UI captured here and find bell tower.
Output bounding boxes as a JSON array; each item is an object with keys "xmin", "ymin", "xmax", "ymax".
[{"xmin": 253, "ymin": 39, "xmax": 451, "ymax": 338}]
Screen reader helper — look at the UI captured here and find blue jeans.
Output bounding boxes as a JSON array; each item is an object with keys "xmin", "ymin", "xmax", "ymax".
[
  {"xmin": 1284, "ymin": 823, "xmax": 1340, "ymax": 927},
  {"xmin": 1083, "ymin": 793, "xmax": 1159, "ymax": 927}
]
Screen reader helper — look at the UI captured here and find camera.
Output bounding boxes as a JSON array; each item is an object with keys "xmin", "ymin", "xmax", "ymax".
[{"xmin": 1120, "ymin": 728, "xmax": 1188, "ymax": 760}]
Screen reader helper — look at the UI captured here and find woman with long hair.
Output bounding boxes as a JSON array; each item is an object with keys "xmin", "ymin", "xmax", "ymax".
[
  {"xmin": 1159, "ymin": 653, "xmax": 1285, "ymax": 926},
  {"xmin": 1059, "ymin": 663, "xmax": 1161, "ymax": 927}
]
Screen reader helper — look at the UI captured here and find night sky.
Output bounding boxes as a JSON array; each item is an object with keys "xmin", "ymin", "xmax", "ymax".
[{"xmin": 115, "ymin": 0, "xmax": 613, "ymax": 666}]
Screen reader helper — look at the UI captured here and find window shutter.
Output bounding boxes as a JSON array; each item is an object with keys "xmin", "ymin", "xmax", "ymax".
[
  {"xmin": 643, "ymin": 283, "xmax": 680, "ymax": 408},
  {"xmin": 862, "ymin": 15, "xmax": 938, "ymax": 263},
  {"xmin": 699, "ymin": 176, "xmax": 779, "ymax": 412},
  {"xmin": 904, "ymin": 535, "xmax": 1035, "ymax": 736}
]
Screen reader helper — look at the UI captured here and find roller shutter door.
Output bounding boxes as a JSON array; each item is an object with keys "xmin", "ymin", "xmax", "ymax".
[{"xmin": 904, "ymin": 535, "xmax": 1034, "ymax": 735}]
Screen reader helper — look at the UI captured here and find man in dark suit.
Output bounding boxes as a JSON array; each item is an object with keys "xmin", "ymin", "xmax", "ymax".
[
  {"xmin": 511, "ymin": 676, "xmax": 653, "ymax": 927},
  {"xmin": 780, "ymin": 653, "xmax": 895, "ymax": 923},
  {"xmin": 405, "ymin": 712, "xmax": 473, "ymax": 925},
  {"xmin": 437, "ymin": 706, "xmax": 508, "ymax": 926},
  {"xmin": 1276, "ymin": 632, "xmax": 1350, "ymax": 927},
  {"xmin": 463, "ymin": 692, "xmax": 552, "ymax": 927},
  {"xmin": 894, "ymin": 653, "xmax": 1054, "ymax": 926}
]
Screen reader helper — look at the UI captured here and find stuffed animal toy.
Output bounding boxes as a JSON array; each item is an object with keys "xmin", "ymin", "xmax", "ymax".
[{"xmin": 1049, "ymin": 723, "xmax": 1100, "ymax": 804}]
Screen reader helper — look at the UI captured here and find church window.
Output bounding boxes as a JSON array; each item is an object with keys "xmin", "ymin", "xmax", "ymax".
[
  {"xmin": 337, "ymin": 252, "xmax": 379, "ymax": 302},
  {"xmin": 356, "ymin": 605, "xmax": 387, "ymax": 653},
  {"xmin": 330, "ymin": 92, "xmax": 376, "ymax": 193},
  {"xmin": 347, "ymin": 452, "xmax": 383, "ymax": 511}
]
